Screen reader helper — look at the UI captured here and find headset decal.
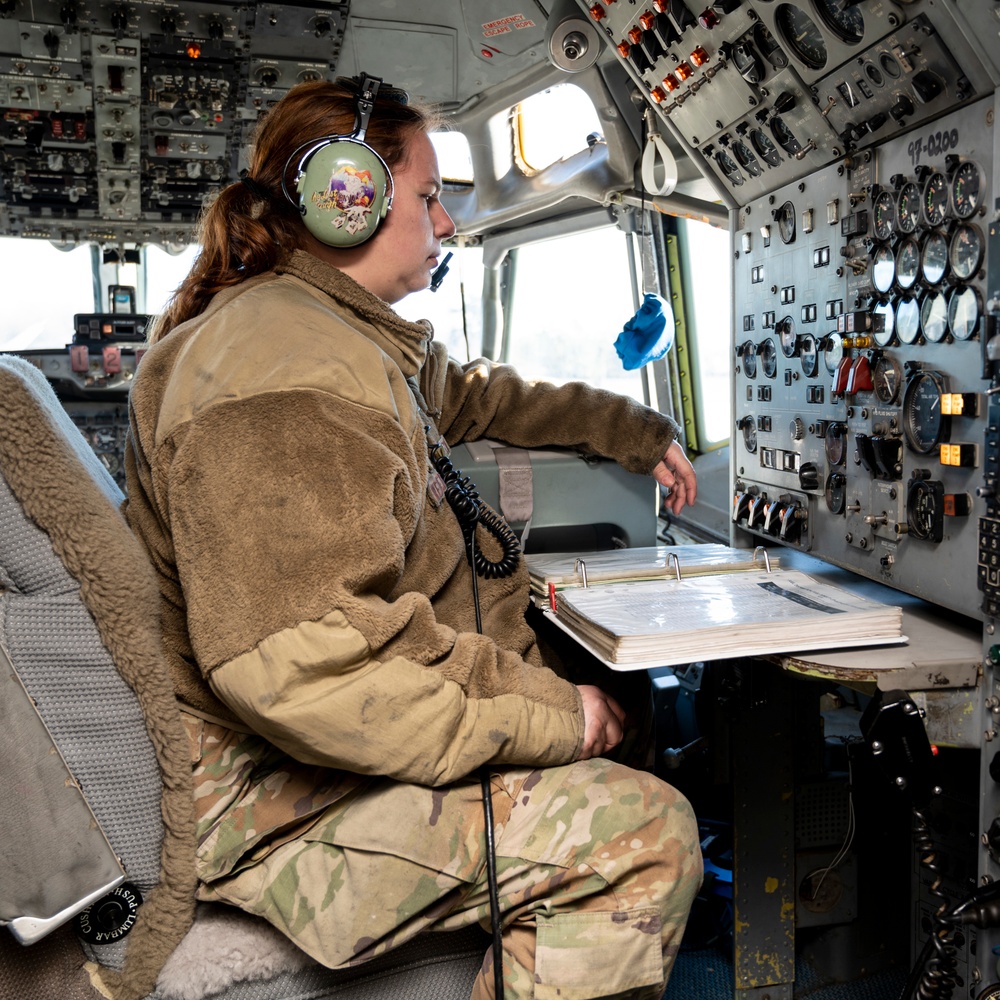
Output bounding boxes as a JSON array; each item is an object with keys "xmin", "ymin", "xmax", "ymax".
[{"xmin": 314, "ymin": 163, "xmax": 379, "ymax": 237}]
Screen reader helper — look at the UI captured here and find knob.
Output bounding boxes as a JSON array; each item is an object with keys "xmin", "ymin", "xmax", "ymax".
[
  {"xmin": 890, "ymin": 94, "xmax": 915, "ymax": 125},
  {"xmin": 911, "ymin": 70, "xmax": 943, "ymax": 105},
  {"xmin": 798, "ymin": 462, "xmax": 819, "ymax": 491},
  {"xmin": 772, "ymin": 91, "xmax": 796, "ymax": 113}
]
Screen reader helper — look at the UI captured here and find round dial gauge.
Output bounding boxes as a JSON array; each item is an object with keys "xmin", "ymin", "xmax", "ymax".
[
  {"xmin": 825, "ymin": 472, "xmax": 847, "ymax": 515},
  {"xmin": 920, "ymin": 291, "xmax": 949, "ymax": 344},
  {"xmin": 896, "ymin": 182, "xmax": 920, "ymax": 234},
  {"xmin": 813, "ymin": 0, "xmax": 864, "ymax": 43},
  {"xmin": 903, "ymin": 370, "xmax": 947, "ymax": 454},
  {"xmin": 948, "ymin": 285, "xmax": 981, "ymax": 341},
  {"xmin": 715, "ymin": 150, "xmax": 744, "ymax": 186},
  {"xmin": 950, "ymin": 160, "xmax": 985, "ymax": 219},
  {"xmin": 759, "ymin": 336, "xmax": 778, "ymax": 378},
  {"xmin": 822, "ymin": 331, "xmax": 843, "ymax": 373},
  {"xmin": 741, "ymin": 339, "xmax": 758, "ymax": 378},
  {"xmin": 949, "ymin": 223, "xmax": 985, "ymax": 282},
  {"xmin": 770, "ymin": 115, "xmax": 802, "ymax": 156},
  {"xmin": 907, "ymin": 479, "xmax": 943, "ymax": 541},
  {"xmin": 895, "ymin": 297, "xmax": 921, "ymax": 345},
  {"xmin": 872, "ymin": 190, "xmax": 896, "ymax": 241},
  {"xmin": 894, "ymin": 237, "xmax": 920, "ymax": 291},
  {"xmin": 872, "ymin": 301, "xmax": 895, "ymax": 347},
  {"xmin": 920, "ymin": 230, "xmax": 949, "ymax": 286},
  {"xmin": 799, "ymin": 333, "xmax": 819, "ymax": 377},
  {"xmin": 922, "ymin": 171, "xmax": 949, "ymax": 228},
  {"xmin": 775, "ymin": 4, "xmax": 828, "ymax": 69},
  {"xmin": 873, "ymin": 353, "xmax": 901, "ymax": 404},
  {"xmin": 825, "ymin": 422, "xmax": 847, "ymax": 465},
  {"xmin": 871, "ymin": 243, "xmax": 895, "ymax": 295},
  {"xmin": 732, "ymin": 140, "xmax": 763, "ymax": 177},
  {"xmin": 750, "ymin": 128, "xmax": 782, "ymax": 167},
  {"xmin": 740, "ymin": 417, "xmax": 758, "ymax": 453},
  {"xmin": 777, "ymin": 316, "xmax": 798, "ymax": 356},
  {"xmin": 774, "ymin": 200, "xmax": 796, "ymax": 244}
]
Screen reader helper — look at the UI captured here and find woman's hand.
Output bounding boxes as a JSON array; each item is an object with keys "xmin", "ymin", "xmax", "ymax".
[
  {"xmin": 651, "ymin": 440, "xmax": 697, "ymax": 515},
  {"xmin": 576, "ymin": 685, "xmax": 627, "ymax": 759}
]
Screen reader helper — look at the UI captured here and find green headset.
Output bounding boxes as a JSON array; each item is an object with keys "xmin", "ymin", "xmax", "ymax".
[{"xmin": 282, "ymin": 74, "xmax": 397, "ymax": 248}]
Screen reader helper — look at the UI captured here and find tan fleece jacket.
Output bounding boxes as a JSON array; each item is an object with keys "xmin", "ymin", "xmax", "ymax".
[{"xmin": 125, "ymin": 250, "xmax": 680, "ymax": 787}]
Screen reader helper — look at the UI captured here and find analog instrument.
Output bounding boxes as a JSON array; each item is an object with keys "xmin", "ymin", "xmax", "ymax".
[
  {"xmin": 777, "ymin": 316, "xmax": 798, "ymax": 357},
  {"xmin": 799, "ymin": 333, "xmax": 819, "ymax": 377},
  {"xmin": 732, "ymin": 140, "xmax": 763, "ymax": 177},
  {"xmin": 732, "ymin": 40, "xmax": 765, "ymax": 85},
  {"xmin": 950, "ymin": 160, "xmax": 985, "ymax": 219},
  {"xmin": 871, "ymin": 243, "xmax": 895, "ymax": 295},
  {"xmin": 715, "ymin": 150, "xmax": 744, "ymax": 186},
  {"xmin": 948, "ymin": 285, "xmax": 981, "ymax": 341},
  {"xmin": 775, "ymin": 4, "xmax": 828, "ymax": 70},
  {"xmin": 872, "ymin": 302, "xmax": 895, "ymax": 347},
  {"xmin": 873, "ymin": 353, "xmax": 901, "ymax": 404},
  {"xmin": 759, "ymin": 336, "xmax": 778, "ymax": 378},
  {"xmin": 896, "ymin": 181, "xmax": 920, "ymax": 234},
  {"xmin": 825, "ymin": 421, "xmax": 847, "ymax": 465},
  {"xmin": 774, "ymin": 200, "xmax": 796, "ymax": 244},
  {"xmin": 949, "ymin": 223, "xmax": 984, "ymax": 282},
  {"xmin": 740, "ymin": 416, "xmax": 758, "ymax": 453},
  {"xmin": 825, "ymin": 472, "xmax": 847, "ymax": 515},
  {"xmin": 813, "ymin": 0, "xmax": 864, "ymax": 44},
  {"xmin": 769, "ymin": 115, "xmax": 802, "ymax": 156},
  {"xmin": 920, "ymin": 230, "xmax": 948, "ymax": 286},
  {"xmin": 750, "ymin": 128, "xmax": 782, "ymax": 167},
  {"xmin": 906, "ymin": 478, "xmax": 944, "ymax": 542},
  {"xmin": 872, "ymin": 189, "xmax": 895, "ymax": 241},
  {"xmin": 894, "ymin": 237, "xmax": 920, "ymax": 291},
  {"xmin": 741, "ymin": 339, "xmax": 758, "ymax": 378},
  {"xmin": 902, "ymin": 370, "xmax": 948, "ymax": 454},
  {"xmin": 822, "ymin": 331, "xmax": 844, "ymax": 373},
  {"xmin": 895, "ymin": 297, "xmax": 920, "ymax": 345},
  {"xmin": 921, "ymin": 171, "xmax": 949, "ymax": 228},
  {"xmin": 920, "ymin": 291, "xmax": 948, "ymax": 343}
]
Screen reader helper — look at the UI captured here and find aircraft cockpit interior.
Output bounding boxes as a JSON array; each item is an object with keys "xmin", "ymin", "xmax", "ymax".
[{"xmin": 1, "ymin": 1, "xmax": 1000, "ymax": 999}]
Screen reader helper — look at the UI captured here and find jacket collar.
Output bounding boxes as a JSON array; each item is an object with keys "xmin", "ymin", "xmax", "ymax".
[{"xmin": 275, "ymin": 250, "xmax": 432, "ymax": 378}]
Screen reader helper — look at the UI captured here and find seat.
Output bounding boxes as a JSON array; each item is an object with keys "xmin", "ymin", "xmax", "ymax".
[{"xmin": 0, "ymin": 353, "xmax": 486, "ymax": 1000}]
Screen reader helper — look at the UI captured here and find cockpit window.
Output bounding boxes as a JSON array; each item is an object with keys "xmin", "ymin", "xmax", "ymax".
[
  {"xmin": 515, "ymin": 84, "xmax": 601, "ymax": 174},
  {"xmin": 144, "ymin": 244, "xmax": 201, "ymax": 314},
  {"xmin": 431, "ymin": 131, "xmax": 474, "ymax": 185}
]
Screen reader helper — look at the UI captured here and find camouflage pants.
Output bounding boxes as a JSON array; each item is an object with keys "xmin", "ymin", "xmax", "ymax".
[{"xmin": 187, "ymin": 716, "xmax": 702, "ymax": 999}]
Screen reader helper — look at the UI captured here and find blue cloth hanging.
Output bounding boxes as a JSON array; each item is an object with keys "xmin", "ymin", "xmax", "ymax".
[{"xmin": 613, "ymin": 293, "xmax": 675, "ymax": 370}]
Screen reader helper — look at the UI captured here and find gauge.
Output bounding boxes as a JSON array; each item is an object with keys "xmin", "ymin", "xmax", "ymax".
[
  {"xmin": 896, "ymin": 181, "xmax": 920, "ymax": 234},
  {"xmin": 921, "ymin": 171, "xmax": 949, "ymax": 228},
  {"xmin": 715, "ymin": 150, "xmax": 745, "ymax": 186},
  {"xmin": 948, "ymin": 285, "xmax": 981, "ymax": 341},
  {"xmin": 872, "ymin": 190, "xmax": 895, "ymax": 241},
  {"xmin": 872, "ymin": 300, "xmax": 895, "ymax": 347},
  {"xmin": 741, "ymin": 339, "xmax": 758, "ymax": 378},
  {"xmin": 895, "ymin": 297, "xmax": 921, "ymax": 345},
  {"xmin": 775, "ymin": 4, "xmax": 827, "ymax": 69},
  {"xmin": 777, "ymin": 316, "xmax": 798, "ymax": 357},
  {"xmin": 740, "ymin": 416, "xmax": 758, "ymax": 453},
  {"xmin": 799, "ymin": 333, "xmax": 819, "ymax": 377},
  {"xmin": 825, "ymin": 421, "xmax": 847, "ymax": 465},
  {"xmin": 813, "ymin": 0, "xmax": 864, "ymax": 44},
  {"xmin": 903, "ymin": 370, "xmax": 948, "ymax": 454},
  {"xmin": 871, "ymin": 244, "xmax": 895, "ymax": 295},
  {"xmin": 873, "ymin": 353, "xmax": 901, "ymax": 404},
  {"xmin": 732, "ymin": 40, "xmax": 765, "ymax": 85},
  {"xmin": 949, "ymin": 223, "xmax": 985, "ymax": 282},
  {"xmin": 750, "ymin": 128, "xmax": 782, "ymax": 167},
  {"xmin": 822, "ymin": 331, "xmax": 843, "ymax": 373},
  {"xmin": 825, "ymin": 472, "xmax": 846, "ymax": 514},
  {"xmin": 732, "ymin": 140, "xmax": 763, "ymax": 177},
  {"xmin": 894, "ymin": 237, "xmax": 920, "ymax": 291},
  {"xmin": 759, "ymin": 336, "xmax": 778, "ymax": 378},
  {"xmin": 920, "ymin": 292, "xmax": 949, "ymax": 344},
  {"xmin": 773, "ymin": 200, "xmax": 796, "ymax": 244},
  {"xmin": 907, "ymin": 478, "xmax": 944, "ymax": 542},
  {"xmin": 950, "ymin": 160, "xmax": 985, "ymax": 219},
  {"xmin": 770, "ymin": 115, "xmax": 802, "ymax": 156},
  {"xmin": 920, "ymin": 230, "xmax": 948, "ymax": 286}
]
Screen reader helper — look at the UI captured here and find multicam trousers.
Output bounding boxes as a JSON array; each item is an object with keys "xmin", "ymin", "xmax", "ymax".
[{"xmin": 185, "ymin": 714, "xmax": 703, "ymax": 1000}]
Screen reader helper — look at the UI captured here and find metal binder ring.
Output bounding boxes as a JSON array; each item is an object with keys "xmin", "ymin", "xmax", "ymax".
[
  {"xmin": 667, "ymin": 552, "xmax": 682, "ymax": 581},
  {"xmin": 752, "ymin": 545, "xmax": 772, "ymax": 573}
]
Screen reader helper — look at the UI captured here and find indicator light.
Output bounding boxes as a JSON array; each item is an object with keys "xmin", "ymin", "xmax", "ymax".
[
  {"xmin": 628, "ymin": 26, "xmax": 643, "ymax": 44},
  {"xmin": 941, "ymin": 393, "xmax": 979, "ymax": 416},
  {"xmin": 588, "ymin": 4, "xmax": 605, "ymax": 20},
  {"xmin": 186, "ymin": 41, "xmax": 201, "ymax": 58},
  {"xmin": 690, "ymin": 46, "xmax": 709, "ymax": 67},
  {"xmin": 662, "ymin": 73, "xmax": 679, "ymax": 91},
  {"xmin": 617, "ymin": 40, "xmax": 631, "ymax": 57},
  {"xmin": 640, "ymin": 11, "xmax": 656, "ymax": 31},
  {"xmin": 653, "ymin": 0, "xmax": 668, "ymax": 10},
  {"xmin": 675, "ymin": 61, "xmax": 693, "ymax": 80},
  {"xmin": 939, "ymin": 444, "xmax": 976, "ymax": 467},
  {"xmin": 650, "ymin": 86, "xmax": 667, "ymax": 103},
  {"xmin": 698, "ymin": 8, "xmax": 720, "ymax": 28}
]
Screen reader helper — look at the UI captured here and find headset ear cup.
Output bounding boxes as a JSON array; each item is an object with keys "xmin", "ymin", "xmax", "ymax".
[{"xmin": 296, "ymin": 137, "xmax": 393, "ymax": 248}]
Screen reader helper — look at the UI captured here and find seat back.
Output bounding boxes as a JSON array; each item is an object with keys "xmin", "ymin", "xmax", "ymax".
[{"xmin": 0, "ymin": 354, "xmax": 196, "ymax": 1000}]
